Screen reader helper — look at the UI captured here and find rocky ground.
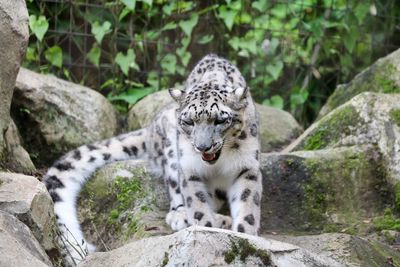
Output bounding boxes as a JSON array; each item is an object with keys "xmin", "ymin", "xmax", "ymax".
[{"xmin": 2, "ymin": 1, "xmax": 400, "ymax": 266}]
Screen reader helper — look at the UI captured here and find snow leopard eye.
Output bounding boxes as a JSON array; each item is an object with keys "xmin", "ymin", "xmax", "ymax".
[{"xmin": 214, "ymin": 117, "xmax": 228, "ymax": 125}]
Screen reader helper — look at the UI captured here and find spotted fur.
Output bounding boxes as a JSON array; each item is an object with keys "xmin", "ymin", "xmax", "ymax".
[{"xmin": 44, "ymin": 54, "xmax": 262, "ymax": 265}]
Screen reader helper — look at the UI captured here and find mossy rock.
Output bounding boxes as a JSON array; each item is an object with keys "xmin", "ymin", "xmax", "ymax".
[
  {"xmin": 267, "ymin": 232, "xmax": 400, "ymax": 267},
  {"xmin": 12, "ymin": 68, "xmax": 118, "ymax": 167},
  {"xmin": 319, "ymin": 48, "xmax": 400, "ymax": 118},
  {"xmin": 79, "ymin": 227, "xmax": 341, "ymax": 266},
  {"xmin": 286, "ymin": 92, "xmax": 400, "ymax": 182},
  {"xmin": 260, "ymin": 145, "xmax": 393, "ymax": 234},
  {"xmin": 77, "ymin": 160, "xmax": 170, "ymax": 251}
]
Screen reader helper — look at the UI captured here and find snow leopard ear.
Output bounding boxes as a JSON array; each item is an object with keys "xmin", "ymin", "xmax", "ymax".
[
  {"xmin": 233, "ymin": 86, "xmax": 248, "ymax": 100},
  {"xmin": 169, "ymin": 88, "xmax": 184, "ymax": 102}
]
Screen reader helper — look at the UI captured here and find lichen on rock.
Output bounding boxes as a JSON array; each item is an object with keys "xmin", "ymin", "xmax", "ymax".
[
  {"xmin": 78, "ymin": 160, "xmax": 170, "ymax": 251},
  {"xmin": 260, "ymin": 146, "xmax": 393, "ymax": 234},
  {"xmin": 319, "ymin": 48, "xmax": 400, "ymax": 118}
]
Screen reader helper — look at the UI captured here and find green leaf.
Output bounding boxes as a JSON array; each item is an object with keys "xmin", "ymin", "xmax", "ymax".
[
  {"xmin": 121, "ymin": 0, "xmax": 136, "ymax": 10},
  {"xmin": 238, "ymin": 49, "xmax": 250, "ymax": 58},
  {"xmin": 29, "ymin": 15, "xmax": 48, "ymax": 42},
  {"xmin": 26, "ymin": 46, "xmax": 38, "ymax": 61},
  {"xmin": 87, "ymin": 44, "xmax": 101, "ymax": 66},
  {"xmin": 161, "ymin": 22, "xmax": 177, "ymax": 31},
  {"xmin": 266, "ymin": 61, "xmax": 284, "ymax": 80},
  {"xmin": 162, "ymin": 3, "xmax": 174, "ymax": 15},
  {"xmin": 161, "ymin": 54, "xmax": 177, "ymax": 74},
  {"xmin": 181, "ymin": 51, "xmax": 192, "ymax": 67},
  {"xmin": 91, "ymin": 21, "xmax": 112, "ymax": 44},
  {"xmin": 240, "ymin": 12, "xmax": 252, "ymax": 24},
  {"xmin": 146, "ymin": 72, "xmax": 159, "ymax": 89},
  {"xmin": 290, "ymin": 90, "xmax": 309, "ymax": 110},
  {"xmin": 44, "ymin": 45, "xmax": 63, "ymax": 68},
  {"xmin": 344, "ymin": 26, "xmax": 359, "ymax": 53},
  {"xmin": 252, "ymin": 0, "xmax": 267, "ymax": 12},
  {"xmin": 142, "ymin": 0, "xmax": 153, "ymax": 7},
  {"xmin": 218, "ymin": 6, "xmax": 238, "ymax": 31},
  {"xmin": 230, "ymin": 1, "xmax": 242, "ymax": 10},
  {"xmin": 228, "ymin": 37, "xmax": 240, "ymax": 51},
  {"xmin": 271, "ymin": 4, "xmax": 287, "ymax": 19},
  {"xmin": 262, "ymin": 95, "xmax": 284, "ymax": 109},
  {"xmin": 179, "ymin": 14, "xmax": 199, "ymax": 36},
  {"xmin": 354, "ymin": 3, "xmax": 370, "ymax": 23},
  {"xmin": 119, "ymin": 7, "xmax": 131, "ymax": 21},
  {"xmin": 108, "ymin": 88, "xmax": 152, "ymax": 105},
  {"xmin": 197, "ymin": 34, "xmax": 214, "ymax": 44},
  {"xmin": 115, "ymin": 49, "xmax": 139, "ymax": 76}
]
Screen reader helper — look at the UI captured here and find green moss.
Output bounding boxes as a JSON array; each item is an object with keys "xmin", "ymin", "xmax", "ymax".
[
  {"xmin": 322, "ymin": 63, "xmax": 400, "ymax": 118},
  {"xmin": 394, "ymin": 182, "xmax": 400, "ymax": 211},
  {"xmin": 161, "ymin": 252, "xmax": 169, "ymax": 267},
  {"xmin": 322, "ymin": 223, "xmax": 342, "ymax": 233},
  {"xmin": 381, "ymin": 230, "xmax": 397, "ymax": 245},
  {"xmin": 373, "ymin": 208, "xmax": 400, "ymax": 231},
  {"xmin": 377, "ymin": 64, "xmax": 400, "ymax": 94},
  {"xmin": 224, "ymin": 238, "xmax": 271, "ymax": 266},
  {"xmin": 350, "ymin": 237, "xmax": 400, "ymax": 267},
  {"xmin": 300, "ymin": 147, "xmax": 393, "ymax": 233},
  {"xmin": 302, "ymin": 177, "xmax": 329, "ymax": 227},
  {"xmin": 78, "ymin": 164, "xmax": 157, "ymax": 249},
  {"xmin": 390, "ymin": 109, "xmax": 400, "ymax": 127},
  {"xmin": 302, "ymin": 106, "xmax": 359, "ymax": 151}
]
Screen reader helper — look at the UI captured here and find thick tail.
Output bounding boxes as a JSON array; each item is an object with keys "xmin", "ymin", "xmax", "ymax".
[{"xmin": 44, "ymin": 129, "xmax": 148, "ymax": 265}]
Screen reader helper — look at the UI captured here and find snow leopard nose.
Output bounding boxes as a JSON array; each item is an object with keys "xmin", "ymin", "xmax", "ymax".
[{"xmin": 195, "ymin": 144, "xmax": 212, "ymax": 152}]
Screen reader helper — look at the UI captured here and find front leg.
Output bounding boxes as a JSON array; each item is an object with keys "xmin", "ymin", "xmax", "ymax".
[
  {"xmin": 228, "ymin": 168, "xmax": 262, "ymax": 235},
  {"xmin": 181, "ymin": 174, "xmax": 217, "ymax": 227}
]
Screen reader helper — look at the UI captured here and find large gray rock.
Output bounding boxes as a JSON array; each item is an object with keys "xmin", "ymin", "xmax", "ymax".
[
  {"xmin": 257, "ymin": 104, "xmax": 302, "ymax": 152},
  {"xmin": 265, "ymin": 233, "xmax": 400, "ymax": 267},
  {"xmin": 286, "ymin": 92, "xmax": 400, "ymax": 182},
  {"xmin": 260, "ymin": 146, "xmax": 391, "ymax": 233},
  {"xmin": 319, "ymin": 48, "xmax": 400, "ymax": 118},
  {"xmin": 127, "ymin": 90, "xmax": 174, "ymax": 131},
  {"xmin": 12, "ymin": 67, "xmax": 118, "ymax": 165},
  {"xmin": 0, "ymin": 210, "xmax": 51, "ymax": 267},
  {"xmin": 79, "ymin": 226, "xmax": 341, "ymax": 267},
  {"xmin": 0, "ymin": 0, "xmax": 29, "ymax": 168},
  {"xmin": 3, "ymin": 119, "xmax": 35, "ymax": 173},
  {"xmin": 0, "ymin": 172, "xmax": 58, "ymax": 252},
  {"xmin": 78, "ymin": 160, "xmax": 170, "ymax": 251},
  {"xmin": 127, "ymin": 90, "xmax": 302, "ymax": 152}
]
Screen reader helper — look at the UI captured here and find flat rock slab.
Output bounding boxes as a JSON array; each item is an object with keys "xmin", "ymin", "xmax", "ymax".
[
  {"xmin": 0, "ymin": 210, "xmax": 51, "ymax": 266},
  {"xmin": 79, "ymin": 226, "xmax": 341, "ymax": 267},
  {"xmin": 0, "ymin": 172, "xmax": 57, "ymax": 251},
  {"xmin": 265, "ymin": 232, "xmax": 400, "ymax": 267}
]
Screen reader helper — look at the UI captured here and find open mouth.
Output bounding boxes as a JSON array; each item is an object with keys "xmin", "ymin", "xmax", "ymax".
[{"xmin": 201, "ymin": 149, "xmax": 222, "ymax": 164}]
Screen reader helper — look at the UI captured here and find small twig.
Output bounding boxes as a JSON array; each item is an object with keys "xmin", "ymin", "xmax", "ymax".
[
  {"xmin": 90, "ymin": 220, "xmax": 111, "ymax": 251},
  {"xmin": 301, "ymin": 7, "xmax": 333, "ymax": 91}
]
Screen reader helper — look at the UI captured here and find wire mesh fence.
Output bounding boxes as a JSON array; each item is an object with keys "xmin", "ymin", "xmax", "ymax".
[{"xmin": 25, "ymin": 0, "xmax": 400, "ymax": 123}]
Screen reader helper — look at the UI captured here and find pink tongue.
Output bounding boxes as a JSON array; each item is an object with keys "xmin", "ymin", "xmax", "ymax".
[{"xmin": 202, "ymin": 153, "xmax": 216, "ymax": 161}]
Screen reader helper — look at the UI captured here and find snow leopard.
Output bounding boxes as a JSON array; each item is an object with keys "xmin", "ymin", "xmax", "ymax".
[{"xmin": 44, "ymin": 54, "xmax": 262, "ymax": 265}]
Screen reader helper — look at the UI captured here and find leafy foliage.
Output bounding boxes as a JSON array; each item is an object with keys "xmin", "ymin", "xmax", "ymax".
[{"xmin": 25, "ymin": 0, "xmax": 400, "ymax": 123}]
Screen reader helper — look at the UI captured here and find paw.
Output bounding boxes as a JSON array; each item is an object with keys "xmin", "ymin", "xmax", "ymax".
[
  {"xmin": 166, "ymin": 208, "xmax": 190, "ymax": 231},
  {"xmin": 215, "ymin": 214, "xmax": 232, "ymax": 229}
]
